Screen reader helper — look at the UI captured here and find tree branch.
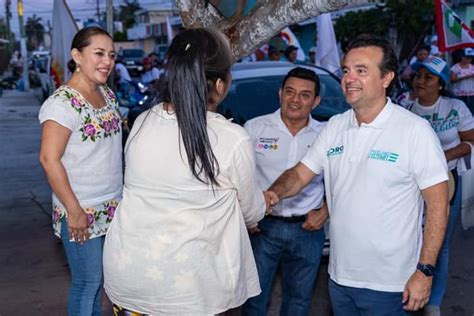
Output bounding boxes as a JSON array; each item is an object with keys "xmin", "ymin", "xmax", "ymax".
[
  {"xmin": 175, "ymin": 0, "xmax": 376, "ymax": 60},
  {"xmin": 175, "ymin": 0, "xmax": 224, "ymax": 28}
]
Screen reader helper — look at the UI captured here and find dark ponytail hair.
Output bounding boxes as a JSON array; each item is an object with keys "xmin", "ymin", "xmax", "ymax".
[
  {"xmin": 164, "ymin": 28, "xmax": 233, "ymax": 186},
  {"xmin": 67, "ymin": 26, "xmax": 113, "ymax": 73}
]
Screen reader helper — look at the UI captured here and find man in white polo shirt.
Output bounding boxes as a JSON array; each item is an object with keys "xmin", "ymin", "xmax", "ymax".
[
  {"xmin": 265, "ymin": 34, "xmax": 449, "ymax": 315},
  {"xmin": 242, "ymin": 67, "xmax": 328, "ymax": 315}
]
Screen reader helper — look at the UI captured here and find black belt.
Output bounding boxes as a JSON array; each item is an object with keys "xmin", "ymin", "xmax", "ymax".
[{"xmin": 267, "ymin": 214, "xmax": 307, "ymax": 223}]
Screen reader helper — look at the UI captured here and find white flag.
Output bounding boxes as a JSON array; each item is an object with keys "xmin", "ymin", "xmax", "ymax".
[
  {"xmin": 316, "ymin": 13, "xmax": 341, "ymax": 76},
  {"xmin": 166, "ymin": 16, "xmax": 173, "ymax": 44},
  {"xmin": 280, "ymin": 27, "xmax": 306, "ymax": 62},
  {"xmin": 51, "ymin": 0, "xmax": 78, "ymax": 85}
]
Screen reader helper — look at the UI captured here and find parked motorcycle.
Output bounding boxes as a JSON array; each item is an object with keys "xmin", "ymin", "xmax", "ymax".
[
  {"xmin": 0, "ymin": 76, "xmax": 18, "ymax": 90},
  {"xmin": 116, "ymin": 80, "xmax": 149, "ymax": 108}
]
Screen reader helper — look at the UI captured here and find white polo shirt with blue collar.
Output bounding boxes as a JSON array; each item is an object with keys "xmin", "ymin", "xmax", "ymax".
[
  {"xmin": 244, "ymin": 109, "xmax": 325, "ymax": 217},
  {"xmin": 301, "ymin": 98, "xmax": 448, "ymax": 292}
]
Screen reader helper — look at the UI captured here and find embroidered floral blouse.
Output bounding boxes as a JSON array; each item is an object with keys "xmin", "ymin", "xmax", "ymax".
[{"xmin": 39, "ymin": 85, "xmax": 123, "ymax": 239}]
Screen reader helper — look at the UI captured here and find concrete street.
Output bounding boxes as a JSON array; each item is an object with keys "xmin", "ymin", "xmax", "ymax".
[{"xmin": 0, "ymin": 89, "xmax": 473, "ymax": 315}]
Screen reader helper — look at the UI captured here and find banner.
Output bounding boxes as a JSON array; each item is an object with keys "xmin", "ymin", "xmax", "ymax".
[
  {"xmin": 436, "ymin": 0, "xmax": 474, "ymax": 51},
  {"xmin": 51, "ymin": 0, "xmax": 78, "ymax": 86},
  {"xmin": 280, "ymin": 27, "xmax": 305, "ymax": 62},
  {"xmin": 316, "ymin": 13, "xmax": 341, "ymax": 76}
]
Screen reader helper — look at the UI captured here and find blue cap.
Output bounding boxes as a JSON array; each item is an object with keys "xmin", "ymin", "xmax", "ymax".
[{"xmin": 411, "ymin": 56, "xmax": 450, "ymax": 85}]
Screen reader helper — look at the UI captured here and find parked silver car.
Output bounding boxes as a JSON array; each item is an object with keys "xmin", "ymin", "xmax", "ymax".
[
  {"xmin": 119, "ymin": 48, "xmax": 146, "ymax": 77},
  {"xmin": 218, "ymin": 61, "xmax": 349, "ymax": 125}
]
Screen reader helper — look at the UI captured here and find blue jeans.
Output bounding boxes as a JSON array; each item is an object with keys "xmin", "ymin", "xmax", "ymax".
[
  {"xmin": 242, "ymin": 216, "xmax": 325, "ymax": 316},
  {"xmin": 329, "ymin": 279, "xmax": 414, "ymax": 316},
  {"xmin": 428, "ymin": 174, "xmax": 462, "ymax": 306},
  {"xmin": 60, "ymin": 218, "xmax": 104, "ymax": 316}
]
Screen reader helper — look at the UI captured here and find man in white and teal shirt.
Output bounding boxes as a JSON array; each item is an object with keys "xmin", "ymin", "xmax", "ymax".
[{"xmin": 265, "ymin": 35, "xmax": 449, "ymax": 315}]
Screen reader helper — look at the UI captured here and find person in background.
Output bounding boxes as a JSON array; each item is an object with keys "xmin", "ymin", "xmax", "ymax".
[
  {"xmin": 242, "ymin": 67, "xmax": 328, "ymax": 316},
  {"xmin": 38, "ymin": 26, "xmax": 122, "ymax": 315},
  {"xmin": 264, "ymin": 34, "xmax": 449, "ymax": 315},
  {"xmin": 430, "ymin": 36, "xmax": 440, "ymax": 57},
  {"xmin": 400, "ymin": 45, "xmax": 431, "ymax": 86},
  {"xmin": 255, "ymin": 47, "xmax": 266, "ymax": 61},
  {"xmin": 147, "ymin": 52, "xmax": 159, "ymax": 68},
  {"xmin": 450, "ymin": 48, "xmax": 474, "ymax": 114},
  {"xmin": 114, "ymin": 56, "xmax": 131, "ymax": 96},
  {"xmin": 140, "ymin": 57, "xmax": 161, "ymax": 85},
  {"xmin": 284, "ymin": 45, "xmax": 298, "ymax": 63},
  {"xmin": 395, "ymin": 88, "xmax": 417, "ymax": 109},
  {"xmin": 268, "ymin": 45, "xmax": 281, "ymax": 61},
  {"xmin": 11, "ymin": 51, "xmax": 24, "ymax": 79},
  {"xmin": 408, "ymin": 56, "xmax": 474, "ymax": 316},
  {"xmin": 103, "ymin": 27, "xmax": 266, "ymax": 315},
  {"xmin": 309, "ymin": 46, "xmax": 317, "ymax": 65}
]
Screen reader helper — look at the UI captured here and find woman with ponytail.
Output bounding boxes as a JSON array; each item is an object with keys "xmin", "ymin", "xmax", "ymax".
[
  {"xmin": 103, "ymin": 28, "xmax": 265, "ymax": 315},
  {"xmin": 39, "ymin": 27, "xmax": 122, "ymax": 314}
]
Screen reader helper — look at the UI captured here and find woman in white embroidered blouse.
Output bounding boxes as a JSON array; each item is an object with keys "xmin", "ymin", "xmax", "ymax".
[
  {"xmin": 39, "ymin": 27, "xmax": 122, "ymax": 314},
  {"xmin": 103, "ymin": 28, "xmax": 266, "ymax": 315}
]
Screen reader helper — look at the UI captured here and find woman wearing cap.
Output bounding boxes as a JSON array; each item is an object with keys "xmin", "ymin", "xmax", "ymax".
[
  {"xmin": 450, "ymin": 48, "xmax": 474, "ymax": 114},
  {"xmin": 409, "ymin": 56, "xmax": 474, "ymax": 315}
]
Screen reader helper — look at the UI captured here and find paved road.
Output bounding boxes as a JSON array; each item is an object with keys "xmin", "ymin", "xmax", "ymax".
[{"xmin": 0, "ymin": 89, "xmax": 473, "ymax": 315}]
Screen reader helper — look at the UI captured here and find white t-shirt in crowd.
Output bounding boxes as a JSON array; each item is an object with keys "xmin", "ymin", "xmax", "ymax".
[
  {"xmin": 244, "ymin": 109, "xmax": 325, "ymax": 216},
  {"xmin": 406, "ymin": 96, "xmax": 474, "ymax": 171},
  {"xmin": 115, "ymin": 62, "xmax": 131, "ymax": 82},
  {"xmin": 301, "ymin": 99, "xmax": 448, "ymax": 292},
  {"xmin": 450, "ymin": 63, "xmax": 474, "ymax": 97},
  {"xmin": 103, "ymin": 103, "xmax": 265, "ymax": 314},
  {"xmin": 141, "ymin": 67, "xmax": 161, "ymax": 84}
]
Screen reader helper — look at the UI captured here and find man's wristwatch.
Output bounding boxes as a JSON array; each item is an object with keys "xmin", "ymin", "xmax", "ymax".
[{"xmin": 417, "ymin": 263, "xmax": 435, "ymax": 277}]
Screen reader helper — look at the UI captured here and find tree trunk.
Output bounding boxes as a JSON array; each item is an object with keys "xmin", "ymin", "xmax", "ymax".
[{"xmin": 175, "ymin": 0, "xmax": 375, "ymax": 60}]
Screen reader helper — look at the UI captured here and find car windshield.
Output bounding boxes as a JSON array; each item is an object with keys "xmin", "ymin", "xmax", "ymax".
[
  {"xmin": 218, "ymin": 74, "xmax": 350, "ymax": 125},
  {"xmin": 123, "ymin": 50, "xmax": 144, "ymax": 58}
]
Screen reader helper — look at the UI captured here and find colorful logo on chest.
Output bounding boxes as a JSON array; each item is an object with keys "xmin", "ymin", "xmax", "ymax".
[
  {"xmin": 368, "ymin": 150, "xmax": 399, "ymax": 163},
  {"xmin": 327, "ymin": 145, "xmax": 344, "ymax": 156},
  {"xmin": 258, "ymin": 137, "xmax": 279, "ymax": 150}
]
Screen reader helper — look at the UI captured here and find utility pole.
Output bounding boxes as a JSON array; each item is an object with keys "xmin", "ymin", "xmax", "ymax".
[
  {"xmin": 106, "ymin": 0, "xmax": 114, "ymax": 89},
  {"xmin": 17, "ymin": 0, "xmax": 29, "ymax": 91},
  {"xmin": 96, "ymin": 0, "xmax": 101, "ymax": 22},
  {"xmin": 5, "ymin": 0, "xmax": 13, "ymax": 54},
  {"xmin": 106, "ymin": 0, "xmax": 113, "ymax": 35}
]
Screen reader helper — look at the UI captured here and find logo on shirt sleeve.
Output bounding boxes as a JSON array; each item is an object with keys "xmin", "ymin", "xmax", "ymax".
[
  {"xmin": 327, "ymin": 145, "xmax": 344, "ymax": 157},
  {"xmin": 368, "ymin": 150, "xmax": 399, "ymax": 163},
  {"xmin": 257, "ymin": 137, "xmax": 279, "ymax": 150}
]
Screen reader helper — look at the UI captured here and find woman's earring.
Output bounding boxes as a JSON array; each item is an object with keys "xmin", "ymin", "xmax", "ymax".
[{"xmin": 76, "ymin": 65, "xmax": 80, "ymax": 73}]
